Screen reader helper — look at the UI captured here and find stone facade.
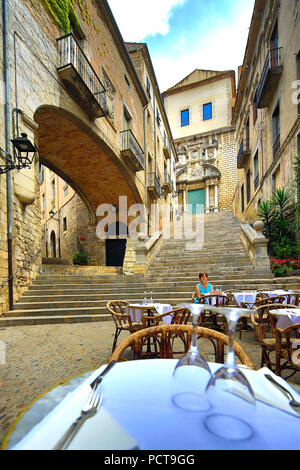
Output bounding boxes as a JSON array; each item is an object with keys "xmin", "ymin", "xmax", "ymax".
[
  {"xmin": 232, "ymin": 0, "xmax": 300, "ymax": 223},
  {"xmin": 0, "ymin": 0, "xmax": 176, "ymax": 311},
  {"xmin": 163, "ymin": 70, "xmax": 237, "ymax": 212}
]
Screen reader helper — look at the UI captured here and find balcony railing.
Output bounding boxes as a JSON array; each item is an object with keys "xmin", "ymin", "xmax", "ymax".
[
  {"xmin": 120, "ymin": 129, "xmax": 144, "ymax": 172},
  {"xmin": 162, "ymin": 173, "xmax": 172, "ymax": 194},
  {"xmin": 57, "ymin": 33, "xmax": 107, "ymax": 119},
  {"xmin": 257, "ymin": 47, "xmax": 283, "ymax": 109},
  {"xmin": 147, "ymin": 172, "xmax": 161, "ymax": 199},
  {"xmin": 237, "ymin": 138, "xmax": 251, "ymax": 169},
  {"xmin": 163, "ymin": 136, "xmax": 171, "ymax": 159}
]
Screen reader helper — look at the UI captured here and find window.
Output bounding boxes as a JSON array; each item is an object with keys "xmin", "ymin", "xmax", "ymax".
[
  {"xmin": 39, "ymin": 165, "xmax": 44, "ymax": 183},
  {"xmin": 253, "ymin": 89, "xmax": 258, "ymax": 125},
  {"xmin": 63, "ymin": 217, "xmax": 67, "ymax": 232},
  {"xmin": 41, "ymin": 193, "xmax": 45, "ymax": 217},
  {"xmin": 253, "ymin": 151, "xmax": 259, "ymax": 190},
  {"xmin": 203, "ymin": 102, "xmax": 212, "ymax": 121},
  {"xmin": 146, "ymin": 77, "xmax": 151, "ymax": 99},
  {"xmin": 63, "ymin": 184, "xmax": 69, "ymax": 198},
  {"xmin": 297, "ymin": 51, "xmax": 300, "ymax": 115},
  {"xmin": 181, "ymin": 109, "xmax": 189, "ymax": 127},
  {"xmin": 156, "ymin": 109, "xmax": 161, "ymax": 127},
  {"xmin": 272, "ymin": 103, "xmax": 280, "ymax": 157},
  {"xmin": 246, "ymin": 169, "xmax": 251, "ymax": 204},
  {"xmin": 123, "ymin": 106, "xmax": 132, "ymax": 130},
  {"xmin": 241, "ymin": 184, "xmax": 245, "ymax": 213},
  {"xmin": 124, "ymin": 74, "xmax": 130, "ymax": 88},
  {"xmin": 51, "ymin": 178, "xmax": 56, "ymax": 201}
]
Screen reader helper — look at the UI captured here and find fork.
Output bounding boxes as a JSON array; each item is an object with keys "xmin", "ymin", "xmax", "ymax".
[
  {"xmin": 265, "ymin": 374, "xmax": 300, "ymax": 412},
  {"xmin": 54, "ymin": 361, "xmax": 116, "ymax": 450}
]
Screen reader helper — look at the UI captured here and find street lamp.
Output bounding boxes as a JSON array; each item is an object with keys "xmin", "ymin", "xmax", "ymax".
[
  {"xmin": 11, "ymin": 133, "xmax": 38, "ymax": 169},
  {"xmin": 0, "ymin": 133, "xmax": 38, "ymax": 174}
]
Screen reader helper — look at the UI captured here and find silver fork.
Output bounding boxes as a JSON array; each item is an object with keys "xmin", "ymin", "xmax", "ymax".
[
  {"xmin": 54, "ymin": 361, "xmax": 116, "ymax": 450},
  {"xmin": 265, "ymin": 374, "xmax": 300, "ymax": 412}
]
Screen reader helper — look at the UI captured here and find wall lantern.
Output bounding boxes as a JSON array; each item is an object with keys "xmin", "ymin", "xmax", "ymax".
[
  {"xmin": 0, "ymin": 133, "xmax": 38, "ymax": 174},
  {"xmin": 11, "ymin": 133, "xmax": 38, "ymax": 169}
]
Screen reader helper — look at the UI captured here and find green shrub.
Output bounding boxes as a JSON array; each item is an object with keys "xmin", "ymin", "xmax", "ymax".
[{"xmin": 72, "ymin": 251, "xmax": 88, "ymax": 265}]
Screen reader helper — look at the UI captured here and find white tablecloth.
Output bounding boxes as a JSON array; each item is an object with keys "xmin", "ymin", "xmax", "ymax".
[
  {"xmin": 10, "ymin": 360, "xmax": 300, "ymax": 450},
  {"xmin": 127, "ymin": 303, "xmax": 173, "ymax": 324},
  {"xmin": 233, "ymin": 292, "xmax": 257, "ymax": 306},
  {"xmin": 262, "ymin": 290, "xmax": 294, "ymax": 304},
  {"xmin": 271, "ymin": 308, "xmax": 300, "ymax": 330}
]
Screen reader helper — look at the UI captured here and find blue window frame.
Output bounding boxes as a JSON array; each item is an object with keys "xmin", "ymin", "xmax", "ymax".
[
  {"xmin": 203, "ymin": 102, "xmax": 212, "ymax": 121},
  {"xmin": 181, "ymin": 109, "xmax": 189, "ymax": 127}
]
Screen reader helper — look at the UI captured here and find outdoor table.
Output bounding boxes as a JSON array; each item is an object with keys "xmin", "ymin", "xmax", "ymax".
[
  {"xmin": 127, "ymin": 303, "xmax": 173, "ymax": 324},
  {"xmin": 4, "ymin": 359, "xmax": 300, "ymax": 450},
  {"xmin": 270, "ymin": 307, "xmax": 300, "ymax": 330}
]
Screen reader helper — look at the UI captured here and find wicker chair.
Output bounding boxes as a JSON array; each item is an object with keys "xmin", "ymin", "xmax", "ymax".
[
  {"xmin": 239, "ymin": 295, "xmax": 286, "ymax": 340},
  {"xmin": 197, "ymin": 294, "xmax": 229, "ymax": 330},
  {"xmin": 106, "ymin": 300, "xmax": 146, "ymax": 352},
  {"xmin": 142, "ymin": 308, "xmax": 191, "ymax": 355},
  {"xmin": 275, "ymin": 323, "xmax": 300, "ymax": 377},
  {"xmin": 109, "ymin": 324, "xmax": 256, "ymax": 370},
  {"xmin": 250, "ymin": 303, "xmax": 296, "ymax": 370}
]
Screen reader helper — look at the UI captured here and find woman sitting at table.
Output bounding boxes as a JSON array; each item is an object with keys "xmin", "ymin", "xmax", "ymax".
[{"xmin": 194, "ymin": 272, "xmax": 219, "ymax": 303}]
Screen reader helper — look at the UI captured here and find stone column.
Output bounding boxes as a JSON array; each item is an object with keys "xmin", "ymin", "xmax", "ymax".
[
  {"xmin": 214, "ymin": 184, "xmax": 218, "ymax": 212},
  {"xmin": 205, "ymin": 185, "xmax": 210, "ymax": 213}
]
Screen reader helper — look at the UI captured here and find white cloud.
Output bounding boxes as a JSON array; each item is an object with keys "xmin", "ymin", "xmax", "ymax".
[
  {"xmin": 107, "ymin": 0, "xmax": 187, "ymax": 41},
  {"xmin": 154, "ymin": 2, "xmax": 255, "ymax": 91}
]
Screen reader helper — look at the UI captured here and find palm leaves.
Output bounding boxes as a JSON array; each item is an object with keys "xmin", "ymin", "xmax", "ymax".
[{"xmin": 257, "ymin": 187, "xmax": 296, "ymax": 257}]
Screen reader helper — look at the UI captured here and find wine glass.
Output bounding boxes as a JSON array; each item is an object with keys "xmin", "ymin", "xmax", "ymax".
[
  {"xmin": 172, "ymin": 304, "xmax": 212, "ymax": 411},
  {"xmin": 204, "ymin": 307, "xmax": 256, "ymax": 441},
  {"xmin": 143, "ymin": 291, "xmax": 147, "ymax": 304},
  {"xmin": 149, "ymin": 290, "xmax": 153, "ymax": 303}
]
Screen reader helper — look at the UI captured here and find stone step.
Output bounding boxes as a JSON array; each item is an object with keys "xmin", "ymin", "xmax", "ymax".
[{"xmin": 0, "ymin": 314, "xmax": 111, "ymax": 326}]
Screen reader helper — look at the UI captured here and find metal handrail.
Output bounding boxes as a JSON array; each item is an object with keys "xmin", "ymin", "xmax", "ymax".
[
  {"xmin": 256, "ymin": 47, "xmax": 282, "ymax": 105},
  {"xmin": 57, "ymin": 33, "xmax": 107, "ymax": 111},
  {"xmin": 1, "ymin": 249, "xmax": 41, "ymax": 288},
  {"xmin": 120, "ymin": 129, "xmax": 144, "ymax": 169},
  {"xmin": 148, "ymin": 172, "xmax": 161, "ymax": 195}
]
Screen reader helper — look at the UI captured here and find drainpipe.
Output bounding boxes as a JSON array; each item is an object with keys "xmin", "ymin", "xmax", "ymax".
[
  {"xmin": 143, "ymin": 103, "xmax": 148, "ymax": 207},
  {"xmin": 3, "ymin": 0, "xmax": 14, "ymax": 310}
]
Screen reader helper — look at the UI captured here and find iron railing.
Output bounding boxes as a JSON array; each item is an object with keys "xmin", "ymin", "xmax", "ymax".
[
  {"xmin": 120, "ymin": 129, "xmax": 144, "ymax": 169},
  {"xmin": 256, "ymin": 47, "xmax": 282, "ymax": 106},
  {"xmin": 237, "ymin": 138, "xmax": 250, "ymax": 166},
  {"xmin": 57, "ymin": 33, "xmax": 107, "ymax": 112},
  {"xmin": 148, "ymin": 172, "xmax": 161, "ymax": 196}
]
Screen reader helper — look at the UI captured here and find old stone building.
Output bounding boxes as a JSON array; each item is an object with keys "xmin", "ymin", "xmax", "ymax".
[
  {"xmin": 232, "ymin": 0, "xmax": 300, "ymax": 222},
  {"xmin": 0, "ymin": 0, "xmax": 176, "ymax": 312},
  {"xmin": 162, "ymin": 69, "xmax": 237, "ymax": 213}
]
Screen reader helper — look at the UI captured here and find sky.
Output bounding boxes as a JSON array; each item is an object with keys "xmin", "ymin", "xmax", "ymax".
[{"xmin": 107, "ymin": 0, "xmax": 255, "ymax": 93}]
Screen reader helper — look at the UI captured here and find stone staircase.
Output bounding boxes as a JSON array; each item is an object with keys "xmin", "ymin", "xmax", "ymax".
[{"xmin": 2, "ymin": 212, "xmax": 300, "ymax": 326}]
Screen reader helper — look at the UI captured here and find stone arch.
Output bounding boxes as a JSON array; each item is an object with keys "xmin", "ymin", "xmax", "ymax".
[{"xmin": 34, "ymin": 105, "xmax": 144, "ymax": 225}]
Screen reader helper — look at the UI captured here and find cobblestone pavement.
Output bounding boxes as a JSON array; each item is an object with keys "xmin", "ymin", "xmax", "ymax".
[{"xmin": 0, "ymin": 321, "xmax": 299, "ymax": 447}]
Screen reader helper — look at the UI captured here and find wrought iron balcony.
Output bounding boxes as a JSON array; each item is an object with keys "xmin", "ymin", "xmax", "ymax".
[
  {"xmin": 120, "ymin": 129, "xmax": 144, "ymax": 172},
  {"xmin": 163, "ymin": 136, "xmax": 171, "ymax": 159},
  {"xmin": 237, "ymin": 138, "xmax": 251, "ymax": 169},
  {"xmin": 257, "ymin": 47, "xmax": 283, "ymax": 109},
  {"xmin": 162, "ymin": 173, "xmax": 172, "ymax": 194},
  {"xmin": 57, "ymin": 33, "xmax": 107, "ymax": 120},
  {"xmin": 147, "ymin": 172, "xmax": 161, "ymax": 199}
]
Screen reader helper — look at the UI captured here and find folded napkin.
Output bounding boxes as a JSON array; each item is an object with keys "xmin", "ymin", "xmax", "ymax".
[
  {"xmin": 12, "ymin": 368, "xmax": 139, "ymax": 450},
  {"xmin": 243, "ymin": 367, "xmax": 300, "ymax": 418}
]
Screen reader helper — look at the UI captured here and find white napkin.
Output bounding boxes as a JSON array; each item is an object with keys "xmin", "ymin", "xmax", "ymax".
[
  {"xmin": 243, "ymin": 367, "xmax": 300, "ymax": 418},
  {"xmin": 12, "ymin": 369, "xmax": 139, "ymax": 450}
]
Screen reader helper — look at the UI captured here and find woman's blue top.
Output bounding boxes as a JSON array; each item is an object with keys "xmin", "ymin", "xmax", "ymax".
[{"xmin": 194, "ymin": 282, "xmax": 212, "ymax": 303}]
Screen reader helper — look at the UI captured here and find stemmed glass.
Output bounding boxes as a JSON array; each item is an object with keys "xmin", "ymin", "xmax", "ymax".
[
  {"xmin": 149, "ymin": 290, "xmax": 153, "ymax": 303},
  {"xmin": 143, "ymin": 291, "xmax": 147, "ymax": 304},
  {"xmin": 204, "ymin": 307, "xmax": 256, "ymax": 441},
  {"xmin": 172, "ymin": 304, "xmax": 212, "ymax": 411}
]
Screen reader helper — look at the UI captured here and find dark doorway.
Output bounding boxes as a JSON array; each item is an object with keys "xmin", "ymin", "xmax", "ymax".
[
  {"xmin": 50, "ymin": 230, "xmax": 56, "ymax": 258},
  {"xmin": 105, "ymin": 222, "xmax": 128, "ymax": 266}
]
